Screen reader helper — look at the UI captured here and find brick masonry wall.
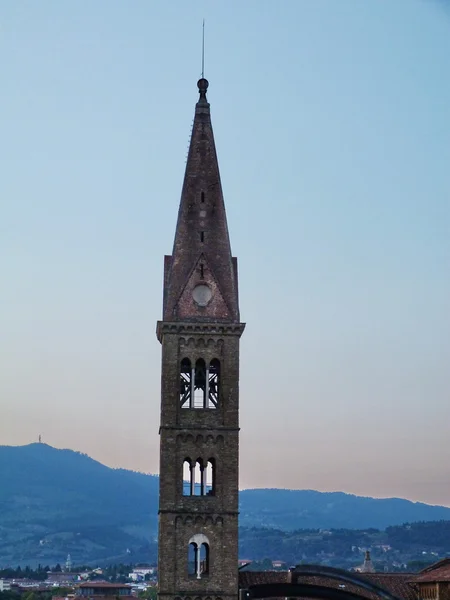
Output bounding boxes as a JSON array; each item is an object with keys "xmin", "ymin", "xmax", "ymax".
[{"xmin": 158, "ymin": 327, "xmax": 243, "ymax": 600}]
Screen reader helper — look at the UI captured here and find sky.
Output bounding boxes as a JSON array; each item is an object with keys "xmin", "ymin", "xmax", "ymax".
[{"xmin": 1, "ymin": 1, "xmax": 449, "ymax": 507}]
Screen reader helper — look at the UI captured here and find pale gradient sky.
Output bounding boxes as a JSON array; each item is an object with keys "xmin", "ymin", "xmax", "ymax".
[{"xmin": 1, "ymin": 1, "xmax": 449, "ymax": 507}]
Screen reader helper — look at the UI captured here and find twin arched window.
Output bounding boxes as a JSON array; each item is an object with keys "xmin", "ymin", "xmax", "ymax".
[
  {"xmin": 188, "ymin": 534, "xmax": 209, "ymax": 578},
  {"xmin": 180, "ymin": 358, "xmax": 220, "ymax": 409},
  {"xmin": 183, "ymin": 458, "xmax": 215, "ymax": 496}
]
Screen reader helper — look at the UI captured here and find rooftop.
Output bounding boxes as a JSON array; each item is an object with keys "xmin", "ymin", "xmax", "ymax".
[
  {"xmin": 238, "ymin": 571, "xmax": 417, "ymax": 600},
  {"xmin": 414, "ymin": 559, "xmax": 450, "ymax": 583}
]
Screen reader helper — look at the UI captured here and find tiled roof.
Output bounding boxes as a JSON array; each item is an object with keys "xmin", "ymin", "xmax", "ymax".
[
  {"xmin": 239, "ymin": 571, "xmax": 290, "ymax": 587},
  {"xmin": 360, "ymin": 574, "xmax": 417, "ymax": 600},
  {"xmin": 419, "ymin": 559, "xmax": 450, "ymax": 574},
  {"xmin": 238, "ymin": 571, "xmax": 417, "ymax": 600},
  {"xmin": 414, "ymin": 563, "xmax": 450, "ymax": 582}
]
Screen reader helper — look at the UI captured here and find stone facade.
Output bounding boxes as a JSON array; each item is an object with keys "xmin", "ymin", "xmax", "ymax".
[{"xmin": 157, "ymin": 79, "xmax": 245, "ymax": 600}]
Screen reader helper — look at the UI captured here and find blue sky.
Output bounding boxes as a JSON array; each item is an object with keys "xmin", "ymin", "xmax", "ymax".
[{"xmin": 1, "ymin": 1, "xmax": 449, "ymax": 505}]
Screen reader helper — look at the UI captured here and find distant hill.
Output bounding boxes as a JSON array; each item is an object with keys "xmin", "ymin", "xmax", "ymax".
[
  {"xmin": 1, "ymin": 443, "xmax": 450, "ymax": 566},
  {"xmin": 239, "ymin": 520, "xmax": 450, "ymax": 570},
  {"xmin": 0, "ymin": 443, "xmax": 158, "ymax": 566},
  {"xmin": 239, "ymin": 488, "xmax": 450, "ymax": 530}
]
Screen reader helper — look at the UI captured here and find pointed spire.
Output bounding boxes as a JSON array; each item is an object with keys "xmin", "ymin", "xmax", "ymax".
[
  {"xmin": 163, "ymin": 79, "xmax": 239, "ymax": 323},
  {"xmin": 362, "ymin": 550, "xmax": 375, "ymax": 573}
]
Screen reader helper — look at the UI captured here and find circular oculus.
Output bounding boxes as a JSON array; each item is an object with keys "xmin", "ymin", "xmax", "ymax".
[{"xmin": 192, "ymin": 284, "xmax": 212, "ymax": 307}]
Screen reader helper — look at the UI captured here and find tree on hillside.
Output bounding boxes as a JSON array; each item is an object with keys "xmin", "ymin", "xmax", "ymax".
[{"xmin": 138, "ymin": 587, "xmax": 157, "ymax": 600}]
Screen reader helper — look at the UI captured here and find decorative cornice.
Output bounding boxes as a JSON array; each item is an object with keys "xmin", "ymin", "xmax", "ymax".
[
  {"xmin": 158, "ymin": 509, "xmax": 239, "ymax": 516},
  {"xmin": 156, "ymin": 320, "xmax": 245, "ymax": 343},
  {"xmin": 160, "ymin": 425, "xmax": 240, "ymax": 432}
]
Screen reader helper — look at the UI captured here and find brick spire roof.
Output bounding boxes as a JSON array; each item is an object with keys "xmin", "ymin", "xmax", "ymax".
[{"xmin": 162, "ymin": 78, "xmax": 240, "ymax": 323}]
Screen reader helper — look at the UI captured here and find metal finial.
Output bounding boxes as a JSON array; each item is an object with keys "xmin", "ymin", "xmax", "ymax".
[
  {"xmin": 201, "ymin": 19, "xmax": 205, "ymax": 79},
  {"xmin": 197, "ymin": 21, "xmax": 209, "ymax": 104}
]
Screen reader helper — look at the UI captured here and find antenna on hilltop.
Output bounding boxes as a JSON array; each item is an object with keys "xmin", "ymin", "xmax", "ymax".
[
  {"xmin": 201, "ymin": 19, "xmax": 205, "ymax": 79},
  {"xmin": 39, "ymin": 434, "xmax": 42, "ymax": 443}
]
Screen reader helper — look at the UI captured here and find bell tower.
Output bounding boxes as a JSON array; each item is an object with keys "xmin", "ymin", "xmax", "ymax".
[{"xmin": 156, "ymin": 78, "xmax": 245, "ymax": 600}]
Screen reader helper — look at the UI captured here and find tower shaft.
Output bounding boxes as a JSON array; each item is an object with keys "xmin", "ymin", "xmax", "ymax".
[{"xmin": 157, "ymin": 79, "xmax": 244, "ymax": 600}]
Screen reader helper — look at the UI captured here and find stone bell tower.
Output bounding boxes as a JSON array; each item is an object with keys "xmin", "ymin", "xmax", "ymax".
[{"xmin": 156, "ymin": 78, "xmax": 245, "ymax": 600}]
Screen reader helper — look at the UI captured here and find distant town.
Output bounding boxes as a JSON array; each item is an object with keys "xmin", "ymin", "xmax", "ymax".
[
  {"xmin": 0, "ymin": 558, "xmax": 157, "ymax": 600},
  {"xmin": 2, "ymin": 550, "xmax": 450, "ymax": 600}
]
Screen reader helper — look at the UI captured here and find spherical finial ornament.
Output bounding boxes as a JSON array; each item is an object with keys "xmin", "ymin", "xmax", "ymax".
[
  {"xmin": 197, "ymin": 78, "xmax": 209, "ymax": 94},
  {"xmin": 197, "ymin": 78, "xmax": 209, "ymax": 102}
]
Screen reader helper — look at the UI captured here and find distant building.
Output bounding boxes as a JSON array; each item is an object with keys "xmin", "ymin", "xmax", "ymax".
[
  {"xmin": 0, "ymin": 580, "xmax": 11, "ymax": 592},
  {"xmin": 65, "ymin": 554, "xmax": 73, "ymax": 573},
  {"xmin": 16, "ymin": 583, "xmax": 50, "ymax": 594},
  {"xmin": 47, "ymin": 572, "xmax": 79, "ymax": 584},
  {"xmin": 414, "ymin": 558, "xmax": 450, "ymax": 600},
  {"xmin": 352, "ymin": 550, "xmax": 376, "ymax": 573},
  {"xmin": 128, "ymin": 567, "xmax": 155, "ymax": 582},
  {"xmin": 374, "ymin": 544, "xmax": 392, "ymax": 553},
  {"xmin": 361, "ymin": 551, "xmax": 376, "ymax": 573},
  {"xmin": 77, "ymin": 582, "xmax": 131, "ymax": 599}
]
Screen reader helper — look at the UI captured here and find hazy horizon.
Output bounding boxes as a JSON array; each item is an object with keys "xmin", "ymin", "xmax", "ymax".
[
  {"xmin": 2, "ymin": 2, "xmax": 449, "ymax": 507},
  {"xmin": 5, "ymin": 439, "xmax": 450, "ymax": 509}
]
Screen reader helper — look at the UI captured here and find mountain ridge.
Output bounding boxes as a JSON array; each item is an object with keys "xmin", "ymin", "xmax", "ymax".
[
  {"xmin": 1, "ymin": 443, "xmax": 450, "ymax": 566},
  {"xmin": 241, "ymin": 486, "xmax": 448, "ymax": 507},
  {"xmin": 4, "ymin": 443, "xmax": 446, "ymax": 507}
]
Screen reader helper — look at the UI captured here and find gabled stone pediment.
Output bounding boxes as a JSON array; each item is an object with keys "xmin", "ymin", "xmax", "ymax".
[{"xmin": 175, "ymin": 254, "xmax": 231, "ymax": 320}]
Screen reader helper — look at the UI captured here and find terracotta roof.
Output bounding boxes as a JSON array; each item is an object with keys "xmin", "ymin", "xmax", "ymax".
[
  {"xmin": 239, "ymin": 571, "xmax": 290, "ymax": 587},
  {"xmin": 414, "ymin": 562, "xmax": 450, "ymax": 582},
  {"xmin": 359, "ymin": 574, "xmax": 417, "ymax": 600},
  {"xmin": 419, "ymin": 558, "xmax": 450, "ymax": 574},
  {"xmin": 238, "ymin": 571, "xmax": 417, "ymax": 600}
]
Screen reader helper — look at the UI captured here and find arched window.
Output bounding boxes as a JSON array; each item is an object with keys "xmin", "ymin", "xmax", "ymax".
[
  {"xmin": 180, "ymin": 358, "xmax": 192, "ymax": 408},
  {"xmin": 193, "ymin": 459, "xmax": 203, "ymax": 496},
  {"xmin": 182, "ymin": 458, "xmax": 215, "ymax": 496},
  {"xmin": 183, "ymin": 459, "xmax": 193, "ymax": 496},
  {"xmin": 181, "ymin": 358, "xmax": 220, "ymax": 410},
  {"xmin": 199, "ymin": 542, "xmax": 209, "ymax": 575},
  {"xmin": 208, "ymin": 359, "xmax": 220, "ymax": 408},
  {"xmin": 205, "ymin": 459, "xmax": 215, "ymax": 496},
  {"xmin": 193, "ymin": 359, "xmax": 207, "ymax": 408},
  {"xmin": 188, "ymin": 542, "xmax": 197, "ymax": 576},
  {"xmin": 188, "ymin": 534, "xmax": 210, "ymax": 578}
]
